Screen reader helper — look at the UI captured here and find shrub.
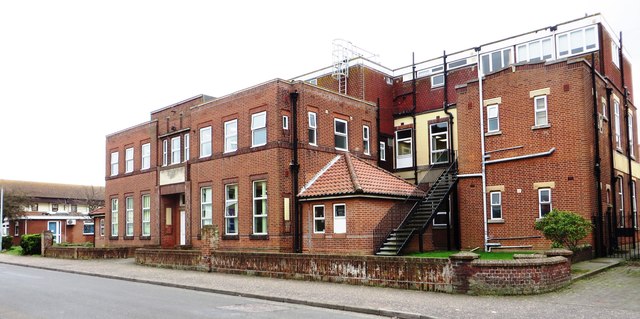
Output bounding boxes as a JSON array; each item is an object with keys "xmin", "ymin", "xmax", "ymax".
[
  {"xmin": 2, "ymin": 236, "xmax": 12, "ymax": 250},
  {"xmin": 534, "ymin": 209, "xmax": 592, "ymax": 251},
  {"xmin": 20, "ymin": 234, "xmax": 42, "ymax": 255}
]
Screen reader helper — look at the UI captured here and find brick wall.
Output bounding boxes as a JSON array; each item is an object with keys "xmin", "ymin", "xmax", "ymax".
[
  {"xmin": 136, "ymin": 248, "xmax": 202, "ymax": 270},
  {"xmin": 44, "ymin": 246, "xmax": 136, "ymax": 259}
]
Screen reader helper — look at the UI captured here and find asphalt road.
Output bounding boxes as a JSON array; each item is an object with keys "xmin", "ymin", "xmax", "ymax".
[{"xmin": 0, "ymin": 263, "xmax": 382, "ymax": 319}]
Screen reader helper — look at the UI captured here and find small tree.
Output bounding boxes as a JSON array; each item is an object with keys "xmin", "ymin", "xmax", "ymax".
[{"xmin": 534, "ymin": 209, "xmax": 592, "ymax": 251}]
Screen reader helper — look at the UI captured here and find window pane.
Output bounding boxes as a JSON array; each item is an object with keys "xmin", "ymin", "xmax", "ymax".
[
  {"xmin": 558, "ymin": 34, "xmax": 568, "ymax": 56},
  {"xmin": 542, "ymin": 38, "xmax": 553, "ymax": 59},
  {"xmin": 335, "ymin": 120, "xmax": 347, "ymax": 134},
  {"xmin": 503, "ymin": 48, "xmax": 511, "ymax": 66},
  {"xmin": 491, "ymin": 193, "xmax": 500, "ymax": 205},
  {"xmin": 335, "ymin": 135, "xmax": 347, "ymax": 149},
  {"xmin": 491, "ymin": 51, "xmax": 502, "ymax": 71},
  {"xmin": 334, "ymin": 205, "xmax": 345, "ymax": 217},
  {"xmin": 491, "ymin": 206, "xmax": 502, "ymax": 219},
  {"xmin": 517, "ymin": 45, "xmax": 527, "ymax": 63},
  {"xmin": 585, "ymin": 27, "xmax": 596, "ymax": 49},
  {"xmin": 252, "ymin": 112, "xmax": 266, "ymax": 129},
  {"xmin": 481, "ymin": 54, "xmax": 490, "ymax": 74},
  {"xmin": 396, "ymin": 129, "xmax": 411, "ymax": 140},
  {"xmin": 570, "ymin": 30, "xmax": 583, "ymax": 54},
  {"xmin": 540, "ymin": 190, "xmax": 550, "ymax": 202},
  {"xmin": 529, "ymin": 41, "xmax": 541, "ymax": 62}
]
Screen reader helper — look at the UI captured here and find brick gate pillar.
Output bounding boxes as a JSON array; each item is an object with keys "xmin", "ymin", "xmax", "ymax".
[
  {"xmin": 449, "ymin": 251, "xmax": 479, "ymax": 294},
  {"xmin": 200, "ymin": 225, "xmax": 220, "ymax": 272}
]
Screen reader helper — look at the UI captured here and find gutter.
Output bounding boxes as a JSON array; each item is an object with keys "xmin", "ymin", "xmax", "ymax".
[
  {"xmin": 411, "ymin": 53, "xmax": 418, "ymax": 184},
  {"xmin": 590, "ymin": 52, "xmax": 604, "ymax": 257},
  {"xmin": 620, "ymin": 32, "xmax": 634, "ymax": 230}
]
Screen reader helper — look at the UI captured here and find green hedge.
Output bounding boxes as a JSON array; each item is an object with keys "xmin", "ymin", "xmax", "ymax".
[
  {"xmin": 20, "ymin": 234, "xmax": 41, "ymax": 255},
  {"xmin": 2, "ymin": 236, "xmax": 12, "ymax": 250}
]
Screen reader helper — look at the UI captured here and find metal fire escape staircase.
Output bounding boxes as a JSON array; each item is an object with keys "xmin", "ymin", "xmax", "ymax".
[{"xmin": 376, "ymin": 160, "xmax": 458, "ymax": 256}]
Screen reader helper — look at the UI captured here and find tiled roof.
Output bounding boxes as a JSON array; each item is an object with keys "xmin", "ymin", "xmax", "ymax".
[
  {"xmin": 0, "ymin": 179, "xmax": 104, "ymax": 201},
  {"xmin": 298, "ymin": 154, "xmax": 425, "ymax": 199}
]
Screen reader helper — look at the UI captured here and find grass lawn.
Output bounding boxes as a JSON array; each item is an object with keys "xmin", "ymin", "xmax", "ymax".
[
  {"xmin": 4, "ymin": 246, "xmax": 23, "ymax": 256},
  {"xmin": 408, "ymin": 250, "xmax": 538, "ymax": 260}
]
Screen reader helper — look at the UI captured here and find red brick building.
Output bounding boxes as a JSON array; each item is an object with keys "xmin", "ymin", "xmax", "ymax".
[
  {"xmin": 1, "ymin": 179, "xmax": 104, "ymax": 245},
  {"xmin": 105, "ymin": 13, "xmax": 637, "ymax": 256}
]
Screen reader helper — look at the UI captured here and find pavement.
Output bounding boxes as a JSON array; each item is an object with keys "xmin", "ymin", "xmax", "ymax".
[{"xmin": 0, "ymin": 253, "xmax": 636, "ymax": 319}]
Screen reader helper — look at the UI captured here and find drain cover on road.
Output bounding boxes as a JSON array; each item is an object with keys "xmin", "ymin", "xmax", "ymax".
[{"xmin": 218, "ymin": 303, "xmax": 289, "ymax": 313}]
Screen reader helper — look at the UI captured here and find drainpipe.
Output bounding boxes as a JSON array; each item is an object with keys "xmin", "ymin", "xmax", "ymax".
[
  {"xmin": 590, "ymin": 52, "xmax": 604, "ymax": 257},
  {"xmin": 620, "ymin": 32, "xmax": 633, "ymax": 230},
  {"xmin": 475, "ymin": 47, "xmax": 489, "ymax": 251},
  {"xmin": 376, "ymin": 98, "xmax": 381, "ymax": 167},
  {"xmin": 607, "ymin": 86, "xmax": 616, "ymax": 253},
  {"xmin": 442, "ymin": 50, "xmax": 454, "ymax": 251},
  {"xmin": 412, "ymin": 53, "xmax": 418, "ymax": 184},
  {"xmin": 290, "ymin": 91, "xmax": 301, "ymax": 253}
]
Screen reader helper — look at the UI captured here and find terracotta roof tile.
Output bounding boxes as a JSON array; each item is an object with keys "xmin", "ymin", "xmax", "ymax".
[{"xmin": 299, "ymin": 154, "xmax": 425, "ymax": 199}]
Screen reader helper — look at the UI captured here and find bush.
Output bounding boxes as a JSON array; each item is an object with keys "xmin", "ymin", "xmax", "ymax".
[
  {"xmin": 534, "ymin": 209, "xmax": 592, "ymax": 251},
  {"xmin": 20, "ymin": 234, "xmax": 41, "ymax": 255},
  {"xmin": 2, "ymin": 236, "xmax": 12, "ymax": 250}
]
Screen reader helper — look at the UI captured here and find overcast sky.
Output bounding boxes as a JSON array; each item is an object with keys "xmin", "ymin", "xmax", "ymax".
[{"xmin": 1, "ymin": 0, "xmax": 638, "ymax": 186}]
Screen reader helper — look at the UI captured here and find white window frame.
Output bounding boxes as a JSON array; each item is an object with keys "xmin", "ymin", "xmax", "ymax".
[
  {"xmin": 395, "ymin": 129, "xmax": 413, "ymax": 168},
  {"xmin": 225, "ymin": 184, "xmax": 238, "ymax": 235},
  {"xmin": 334, "ymin": 118, "xmax": 348, "ymax": 151},
  {"xmin": 100, "ymin": 219, "xmax": 104, "ymax": 237},
  {"xmin": 200, "ymin": 126, "xmax": 212, "ymax": 158},
  {"xmin": 253, "ymin": 180, "xmax": 268, "ymax": 235},
  {"xmin": 162, "ymin": 139, "xmax": 168, "ymax": 166},
  {"xmin": 251, "ymin": 111, "xmax": 267, "ymax": 147},
  {"xmin": 313, "ymin": 205, "xmax": 325, "ymax": 234},
  {"xmin": 615, "ymin": 100, "xmax": 621, "ymax": 150},
  {"xmin": 125, "ymin": 196, "xmax": 134, "ymax": 237},
  {"xmin": 282, "ymin": 115, "xmax": 289, "ymax": 130},
  {"xmin": 431, "ymin": 74, "xmax": 444, "ymax": 88},
  {"xmin": 333, "ymin": 203, "xmax": 346, "ymax": 234},
  {"xmin": 430, "ymin": 122, "xmax": 449, "ymax": 165},
  {"xmin": 618, "ymin": 176, "xmax": 625, "ymax": 227},
  {"xmin": 516, "ymin": 37, "xmax": 553, "ymax": 63},
  {"xmin": 612, "ymin": 41, "xmax": 620, "ymax": 68},
  {"xmin": 480, "ymin": 47, "xmax": 512, "ymax": 75},
  {"xmin": 110, "ymin": 151, "xmax": 119, "ymax": 176},
  {"xmin": 14, "ymin": 221, "xmax": 19, "ymax": 236},
  {"xmin": 433, "ymin": 211, "xmax": 449, "ymax": 227},
  {"xmin": 142, "ymin": 194, "xmax": 151, "ymax": 237},
  {"xmin": 490, "ymin": 192, "xmax": 502, "ymax": 220},
  {"xmin": 184, "ymin": 133, "xmax": 190, "ymax": 162},
  {"xmin": 201, "ymin": 187, "xmax": 212, "ymax": 228},
  {"xmin": 224, "ymin": 120, "xmax": 238, "ymax": 153},
  {"xmin": 83, "ymin": 222, "xmax": 95, "ymax": 235},
  {"xmin": 308, "ymin": 112, "xmax": 317, "ymax": 146},
  {"xmin": 125, "ymin": 147, "xmax": 134, "ymax": 173},
  {"xmin": 380, "ymin": 141, "xmax": 386, "ymax": 161},
  {"xmin": 538, "ymin": 188, "xmax": 552, "ymax": 218},
  {"xmin": 487, "ymin": 104, "xmax": 500, "ymax": 133},
  {"xmin": 629, "ymin": 111, "xmax": 634, "ymax": 158},
  {"xmin": 141, "ymin": 143, "xmax": 150, "ymax": 170},
  {"xmin": 362, "ymin": 125, "xmax": 370, "ymax": 155},
  {"xmin": 534, "ymin": 95, "xmax": 548, "ymax": 127},
  {"xmin": 632, "ymin": 181, "xmax": 638, "ymax": 229},
  {"xmin": 556, "ymin": 26, "xmax": 597, "ymax": 58},
  {"xmin": 111, "ymin": 198, "xmax": 118, "ymax": 236},
  {"xmin": 170, "ymin": 136, "xmax": 181, "ymax": 165}
]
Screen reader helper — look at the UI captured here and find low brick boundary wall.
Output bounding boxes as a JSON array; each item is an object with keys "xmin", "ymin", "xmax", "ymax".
[
  {"xmin": 44, "ymin": 246, "xmax": 137, "ymax": 259},
  {"xmin": 136, "ymin": 248, "xmax": 202, "ymax": 271},
  {"xmin": 209, "ymin": 251, "xmax": 453, "ymax": 292}
]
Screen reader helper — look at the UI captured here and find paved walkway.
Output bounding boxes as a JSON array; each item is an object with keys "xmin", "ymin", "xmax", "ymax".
[{"xmin": 0, "ymin": 254, "xmax": 637, "ymax": 319}]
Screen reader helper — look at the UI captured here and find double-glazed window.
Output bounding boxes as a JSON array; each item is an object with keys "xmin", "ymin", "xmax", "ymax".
[
  {"xmin": 251, "ymin": 112, "xmax": 267, "ymax": 147},
  {"xmin": 538, "ymin": 189, "xmax": 552, "ymax": 218},
  {"xmin": 333, "ymin": 204, "xmax": 346, "ymax": 234},
  {"xmin": 632, "ymin": 182, "xmax": 638, "ymax": 229},
  {"xmin": 83, "ymin": 222, "xmax": 94, "ymax": 235},
  {"xmin": 142, "ymin": 195, "xmax": 151, "ymax": 237},
  {"xmin": 487, "ymin": 104, "xmax": 499, "ymax": 133},
  {"xmin": 517, "ymin": 38, "xmax": 553, "ymax": 63},
  {"xmin": 125, "ymin": 197, "xmax": 134, "ymax": 237},
  {"xmin": 141, "ymin": 143, "xmax": 150, "ymax": 170},
  {"xmin": 253, "ymin": 181, "xmax": 268, "ymax": 235},
  {"xmin": 618, "ymin": 177, "xmax": 625, "ymax": 227},
  {"xmin": 557, "ymin": 26, "xmax": 597, "ymax": 58},
  {"xmin": 184, "ymin": 133, "xmax": 190, "ymax": 162},
  {"xmin": 615, "ymin": 100, "xmax": 621, "ymax": 149},
  {"xmin": 612, "ymin": 41, "xmax": 620, "ymax": 68},
  {"xmin": 629, "ymin": 112, "xmax": 635, "ymax": 157},
  {"xmin": 308, "ymin": 112, "xmax": 317, "ymax": 146},
  {"xmin": 395, "ymin": 129, "xmax": 412, "ymax": 168},
  {"xmin": 534, "ymin": 96, "xmax": 548, "ymax": 127},
  {"xmin": 362, "ymin": 125, "xmax": 370, "ymax": 155},
  {"xmin": 490, "ymin": 192, "xmax": 502, "ymax": 219},
  {"xmin": 162, "ymin": 140, "xmax": 168, "ymax": 166},
  {"xmin": 430, "ymin": 122, "xmax": 449, "ymax": 164},
  {"xmin": 171, "ymin": 136, "xmax": 181, "ymax": 164},
  {"xmin": 110, "ymin": 152, "xmax": 119, "ymax": 176},
  {"xmin": 111, "ymin": 198, "xmax": 119, "ymax": 236},
  {"xmin": 200, "ymin": 126, "xmax": 212, "ymax": 158},
  {"xmin": 224, "ymin": 120, "xmax": 238, "ymax": 153},
  {"xmin": 481, "ymin": 48, "xmax": 511, "ymax": 75},
  {"xmin": 313, "ymin": 205, "xmax": 325, "ymax": 233},
  {"xmin": 125, "ymin": 148, "xmax": 134, "ymax": 173},
  {"xmin": 225, "ymin": 184, "xmax": 238, "ymax": 235},
  {"xmin": 201, "ymin": 187, "xmax": 212, "ymax": 227},
  {"xmin": 334, "ymin": 119, "xmax": 348, "ymax": 151},
  {"xmin": 380, "ymin": 141, "xmax": 386, "ymax": 161}
]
